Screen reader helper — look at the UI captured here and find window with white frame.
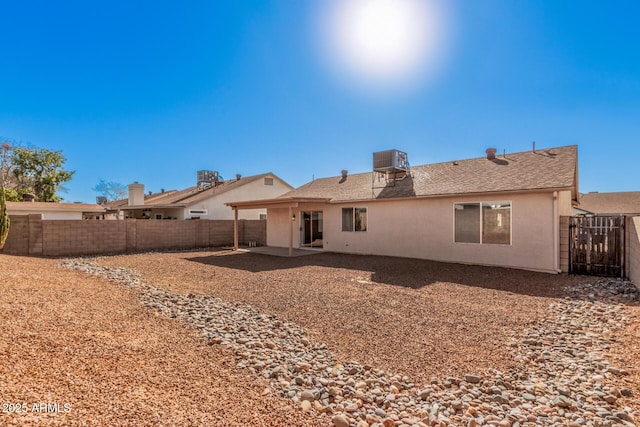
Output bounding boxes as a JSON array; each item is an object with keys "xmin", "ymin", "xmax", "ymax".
[
  {"xmin": 342, "ymin": 207, "xmax": 367, "ymax": 232},
  {"xmin": 454, "ymin": 202, "xmax": 511, "ymax": 244}
]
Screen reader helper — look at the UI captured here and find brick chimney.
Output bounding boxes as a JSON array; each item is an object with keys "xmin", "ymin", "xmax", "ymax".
[
  {"xmin": 128, "ymin": 183, "xmax": 145, "ymax": 206},
  {"xmin": 486, "ymin": 148, "xmax": 497, "ymax": 160},
  {"xmin": 341, "ymin": 170, "xmax": 348, "ymax": 178}
]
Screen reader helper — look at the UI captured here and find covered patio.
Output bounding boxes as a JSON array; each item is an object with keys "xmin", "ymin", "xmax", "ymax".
[{"xmin": 225, "ymin": 196, "xmax": 330, "ymax": 257}]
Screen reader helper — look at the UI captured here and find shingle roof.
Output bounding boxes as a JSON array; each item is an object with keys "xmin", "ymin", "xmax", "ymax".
[
  {"xmin": 106, "ymin": 173, "xmax": 285, "ymax": 209},
  {"xmin": 577, "ymin": 191, "xmax": 640, "ymax": 215},
  {"xmin": 282, "ymin": 145, "xmax": 578, "ymax": 202}
]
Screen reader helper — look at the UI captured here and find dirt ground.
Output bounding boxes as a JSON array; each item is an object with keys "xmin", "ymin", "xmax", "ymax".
[
  {"xmin": 2, "ymin": 250, "xmax": 638, "ymax": 426},
  {"xmin": 608, "ymin": 304, "xmax": 640, "ymax": 411},
  {"xmin": 0, "ymin": 254, "xmax": 327, "ymax": 426}
]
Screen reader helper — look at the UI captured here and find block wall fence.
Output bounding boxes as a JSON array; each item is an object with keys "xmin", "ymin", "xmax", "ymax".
[
  {"xmin": 3, "ymin": 215, "xmax": 266, "ymax": 257},
  {"xmin": 559, "ymin": 216, "xmax": 570, "ymax": 273}
]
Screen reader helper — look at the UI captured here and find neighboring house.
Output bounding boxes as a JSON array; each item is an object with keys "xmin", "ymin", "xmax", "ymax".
[
  {"xmin": 106, "ymin": 172, "xmax": 293, "ymax": 220},
  {"xmin": 6, "ymin": 199, "xmax": 106, "ymax": 220},
  {"xmin": 227, "ymin": 145, "xmax": 578, "ymax": 274},
  {"xmin": 574, "ymin": 191, "xmax": 640, "ymax": 216}
]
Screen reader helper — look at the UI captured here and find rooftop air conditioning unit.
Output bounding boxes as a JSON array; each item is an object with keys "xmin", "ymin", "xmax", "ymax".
[
  {"xmin": 373, "ymin": 149, "xmax": 408, "ymax": 172},
  {"xmin": 197, "ymin": 170, "xmax": 219, "ymax": 186}
]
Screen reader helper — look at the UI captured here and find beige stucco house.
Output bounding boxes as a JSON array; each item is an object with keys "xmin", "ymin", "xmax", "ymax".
[
  {"xmin": 227, "ymin": 146, "xmax": 579, "ymax": 274},
  {"xmin": 6, "ymin": 200, "xmax": 106, "ymax": 220},
  {"xmin": 106, "ymin": 172, "xmax": 293, "ymax": 220}
]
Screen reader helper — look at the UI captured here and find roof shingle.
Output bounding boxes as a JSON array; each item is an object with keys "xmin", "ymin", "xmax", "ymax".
[
  {"xmin": 577, "ymin": 191, "xmax": 640, "ymax": 215},
  {"xmin": 106, "ymin": 173, "xmax": 276, "ymax": 208},
  {"xmin": 282, "ymin": 145, "xmax": 578, "ymax": 202}
]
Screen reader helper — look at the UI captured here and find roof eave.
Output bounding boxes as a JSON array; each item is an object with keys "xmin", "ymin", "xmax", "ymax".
[
  {"xmin": 326, "ymin": 186, "xmax": 576, "ymax": 204},
  {"xmin": 6, "ymin": 203, "xmax": 106, "ymax": 213},
  {"xmin": 226, "ymin": 197, "xmax": 332, "ymax": 209},
  {"xmin": 105, "ymin": 204, "xmax": 187, "ymax": 211}
]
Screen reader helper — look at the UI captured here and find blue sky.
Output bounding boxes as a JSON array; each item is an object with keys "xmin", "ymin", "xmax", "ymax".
[{"xmin": 1, "ymin": 0, "xmax": 639, "ymax": 203}]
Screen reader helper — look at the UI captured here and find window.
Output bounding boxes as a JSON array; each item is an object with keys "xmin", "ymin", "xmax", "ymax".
[
  {"xmin": 342, "ymin": 207, "xmax": 367, "ymax": 232},
  {"xmin": 355, "ymin": 208, "xmax": 367, "ymax": 231},
  {"xmin": 482, "ymin": 202, "xmax": 511, "ymax": 244},
  {"xmin": 454, "ymin": 203, "xmax": 480, "ymax": 243},
  {"xmin": 264, "ymin": 177, "xmax": 274, "ymax": 186},
  {"xmin": 454, "ymin": 202, "xmax": 511, "ymax": 244},
  {"xmin": 188, "ymin": 209, "xmax": 208, "ymax": 215}
]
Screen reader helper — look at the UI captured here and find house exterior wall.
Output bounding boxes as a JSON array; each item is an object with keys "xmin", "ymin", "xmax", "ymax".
[
  {"xmin": 187, "ymin": 176, "xmax": 291, "ymax": 220},
  {"xmin": 557, "ymin": 190, "xmax": 574, "ymax": 216},
  {"xmin": 266, "ymin": 207, "xmax": 293, "ymax": 248},
  {"xmin": 6, "ymin": 209, "xmax": 84, "ymax": 220},
  {"xmin": 267, "ymin": 192, "xmax": 563, "ymax": 273},
  {"xmin": 267, "ymin": 203, "xmax": 329, "ymax": 248},
  {"xmin": 626, "ymin": 216, "xmax": 640, "ymax": 286},
  {"xmin": 119, "ymin": 208, "xmax": 184, "ymax": 220}
]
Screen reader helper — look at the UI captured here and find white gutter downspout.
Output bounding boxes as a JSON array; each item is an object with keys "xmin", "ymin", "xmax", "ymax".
[{"xmin": 553, "ymin": 191, "xmax": 561, "ymax": 273}]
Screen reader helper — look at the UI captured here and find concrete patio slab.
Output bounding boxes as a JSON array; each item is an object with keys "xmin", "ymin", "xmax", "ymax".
[{"xmin": 233, "ymin": 246, "xmax": 323, "ymax": 257}]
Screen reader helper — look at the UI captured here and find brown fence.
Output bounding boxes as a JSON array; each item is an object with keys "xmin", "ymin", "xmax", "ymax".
[
  {"xmin": 569, "ymin": 216, "xmax": 625, "ymax": 277},
  {"xmin": 3, "ymin": 215, "xmax": 266, "ymax": 257}
]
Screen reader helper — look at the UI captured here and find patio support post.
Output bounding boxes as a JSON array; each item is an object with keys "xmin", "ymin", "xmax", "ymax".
[
  {"xmin": 288, "ymin": 206, "xmax": 293, "ymax": 257},
  {"xmin": 233, "ymin": 207, "xmax": 239, "ymax": 251}
]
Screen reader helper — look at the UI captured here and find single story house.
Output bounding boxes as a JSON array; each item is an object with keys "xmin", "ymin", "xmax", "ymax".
[
  {"xmin": 227, "ymin": 145, "xmax": 578, "ymax": 274},
  {"xmin": 106, "ymin": 172, "xmax": 293, "ymax": 220},
  {"xmin": 574, "ymin": 191, "xmax": 640, "ymax": 216},
  {"xmin": 6, "ymin": 199, "xmax": 106, "ymax": 220}
]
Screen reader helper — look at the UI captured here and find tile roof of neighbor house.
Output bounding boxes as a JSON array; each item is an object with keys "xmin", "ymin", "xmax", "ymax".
[
  {"xmin": 106, "ymin": 173, "xmax": 289, "ymax": 209},
  {"xmin": 6, "ymin": 201, "xmax": 106, "ymax": 212},
  {"xmin": 577, "ymin": 191, "xmax": 640, "ymax": 215},
  {"xmin": 280, "ymin": 145, "xmax": 578, "ymax": 202}
]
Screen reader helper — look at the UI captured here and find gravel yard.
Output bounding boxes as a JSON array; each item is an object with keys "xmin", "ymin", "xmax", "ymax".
[
  {"xmin": 0, "ymin": 254, "xmax": 326, "ymax": 426},
  {"xmin": 98, "ymin": 250, "xmax": 584, "ymax": 384},
  {"xmin": 2, "ymin": 249, "xmax": 639, "ymax": 426}
]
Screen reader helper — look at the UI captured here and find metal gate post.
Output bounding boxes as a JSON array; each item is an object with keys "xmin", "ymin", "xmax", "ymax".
[{"xmin": 568, "ymin": 220, "xmax": 574, "ymax": 274}]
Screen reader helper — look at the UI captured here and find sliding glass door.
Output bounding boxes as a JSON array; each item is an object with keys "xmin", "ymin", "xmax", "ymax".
[{"xmin": 300, "ymin": 211, "xmax": 323, "ymax": 248}]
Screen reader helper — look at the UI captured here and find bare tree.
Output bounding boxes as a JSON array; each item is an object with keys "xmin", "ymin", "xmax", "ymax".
[
  {"xmin": 93, "ymin": 179, "xmax": 127, "ymax": 201},
  {"xmin": 0, "ymin": 142, "xmax": 12, "ymax": 250}
]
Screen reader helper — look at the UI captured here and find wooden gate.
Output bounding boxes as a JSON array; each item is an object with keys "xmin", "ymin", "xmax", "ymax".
[{"xmin": 569, "ymin": 216, "xmax": 624, "ymax": 277}]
